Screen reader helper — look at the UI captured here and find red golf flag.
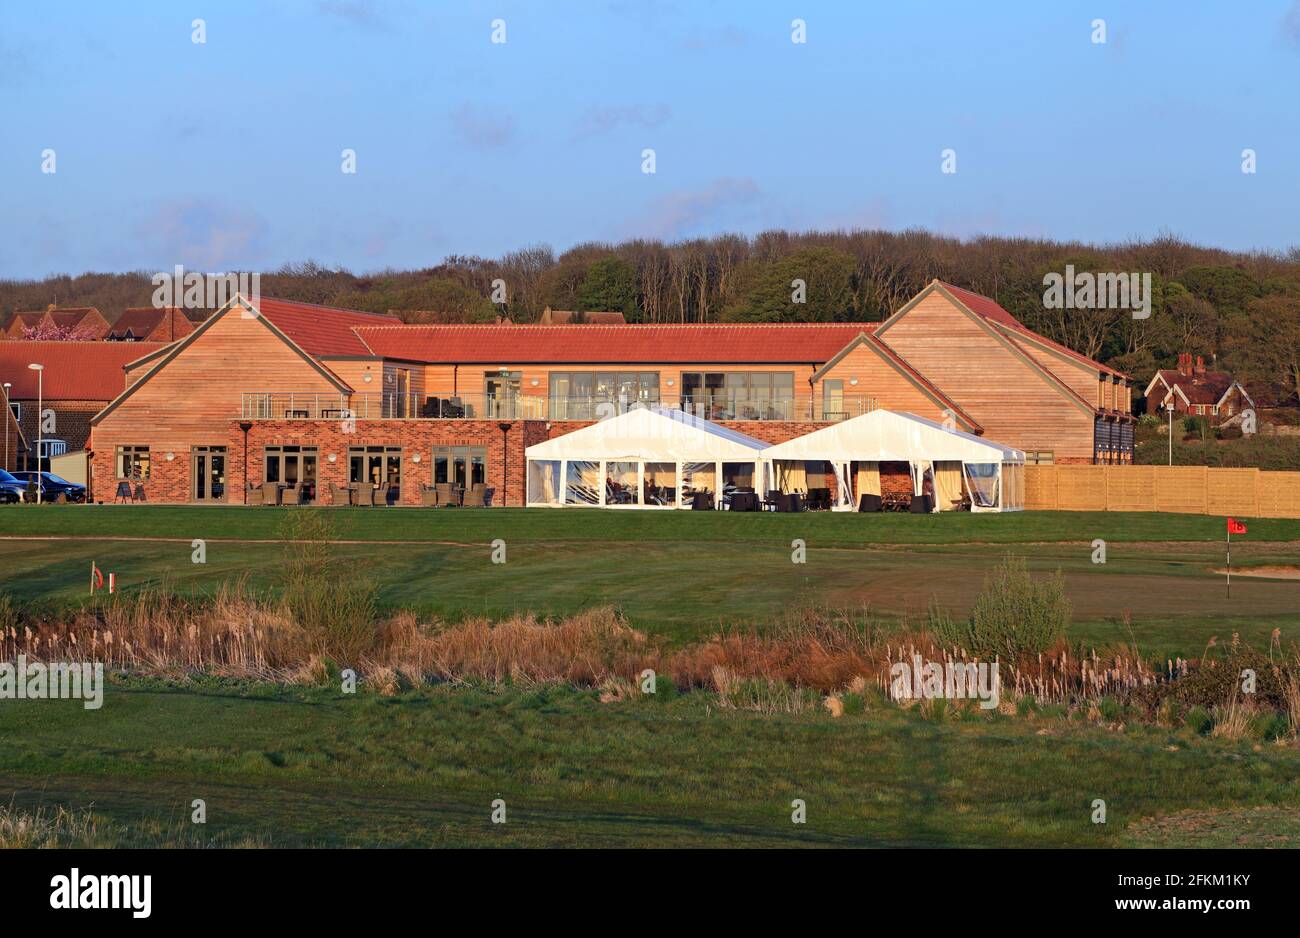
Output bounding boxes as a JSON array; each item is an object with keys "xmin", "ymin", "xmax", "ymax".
[{"xmin": 1227, "ymin": 518, "xmax": 1247, "ymax": 535}]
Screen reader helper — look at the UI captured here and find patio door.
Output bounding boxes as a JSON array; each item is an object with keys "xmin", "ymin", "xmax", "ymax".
[
  {"xmin": 191, "ymin": 446, "xmax": 227, "ymax": 501},
  {"xmin": 485, "ymin": 371, "xmax": 521, "ymax": 418},
  {"xmin": 265, "ymin": 445, "xmax": 319, "ymax": 502}
]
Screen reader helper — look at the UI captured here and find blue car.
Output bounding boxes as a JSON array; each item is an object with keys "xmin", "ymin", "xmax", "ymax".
[
  {"xmin": 0, "ymin": 470, "xmax": 24, "ymax": 504},
  {"xmin": 11, "ymin": 471, "xmax": 87, "ymax": 502}
]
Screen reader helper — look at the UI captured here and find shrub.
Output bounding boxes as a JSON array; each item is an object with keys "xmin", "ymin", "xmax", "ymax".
[
  {"xmin": 929, "ymin": 555, "xmax": 1070, "ymax": 660},
  {"xmin": 279, "ymin": 512, "xmax": 378, "ymax": 664},
  {"xmin": 1185, "ymin": 705, "xmax": 1213, "ymax": 735}
]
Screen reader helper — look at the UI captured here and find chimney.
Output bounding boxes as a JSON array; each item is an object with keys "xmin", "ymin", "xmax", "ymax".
[
  {"xmin": 1177, "ymin": 352, "xmax": 1192, "ymax": 377},
  {"xmin": 1194, "ymin": 355, "xmax": 1205, "ymax": 378}
]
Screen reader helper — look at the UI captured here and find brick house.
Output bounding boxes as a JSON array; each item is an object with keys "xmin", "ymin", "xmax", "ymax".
[
  {"xmin": 3, "ymin": 306, "xmax": 111, "ymax": 340},
  {"xmin": 0, "ymin": 341, "xmax": 166, "ymax": 469},
  {"xmin": 106, "ymin": 307, "xmax": 199, "ymax": 343},
  {"xmin": 87, "ymin": 283, "xmax": 1132, "ymax": 504},
  {"xmin": 1144, "ymin": 354, "xmax": 1254, "ymax": 424}
]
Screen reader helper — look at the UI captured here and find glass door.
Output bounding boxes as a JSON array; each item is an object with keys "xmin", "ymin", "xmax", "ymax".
[
  {"xmin": 191, "ymin": 446, "xmax": 227, "ymax": 501},
  {"xmin": 485, "ymin": 371, "xmax": 521, "ymax": 418}
]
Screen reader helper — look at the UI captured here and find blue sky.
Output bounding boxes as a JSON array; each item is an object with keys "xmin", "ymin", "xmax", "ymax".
[{"xmin": 1, "ymin": 0, "xmax": 1298, "ymax": 278}]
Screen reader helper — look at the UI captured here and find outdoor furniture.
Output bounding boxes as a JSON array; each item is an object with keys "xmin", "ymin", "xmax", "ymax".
[
  {"xmin": 422, "ymin": 397, "xmax": 440, "ymax": 418},
  {"xmin": 482, "ymin": 487, "xmax": 495, "ymax": 507},
  {"xmin": 463, "ymin": 483, "xmax": 487, "ymax": 507},
  {"xmin": 329, "ymin": 483, "xmax": 351, "ymax": 506},
  {"xmin": 420, "ymin": 483, "xmax": 439, "ymax": 507},
  {"xmin": 729, "ymin": 492, "xmax": 760, "ymax": 512},
  {"xmin": 807, "ymin": 488, "xmax": 831, "ymax": 511},
  {"xmin": 442, "ymin": 398, "xmax": 466, "ymax": 418},
  {"xmin": 763, "ymin": 490, "xmax": 782, "ymax": 511},
  {"xmin": 115, "ymin": 481, "xmax": 133, "ymax": 504},
  {"xmin": 246, "ymin": 482, "xmax": 265, "ymax": 506},
  {"xmin": 882, "ymin": 492, "xmax": 909, "ymax": 511},
  {"xmin": 282, "ymin": 483, "xmax": 304, "ymax": 506},
  {"xmin": 691, "ymin": 491, "xmax": 714, "ymax": 511},
  {"xmin": 435, "ymin": 482, "xmax": 453, "ymax": 506},
  {"xmin": 260, "ymin": 481, "xmax": 281, "ymax": 506},
  {"xmin": 909, "ymin": 494, "xmax": 932, "ymax": 513},
  {"xmin": 133, "ymin": 483, "xmax": 147, "ymax": 502},
  {"xmin": 283, "ymin": 409, "xmax": 309, "ymax": 419},
  {"xmin": 858, "ymin": 493, "xmax": 883, "ymax": 512},
  {"xmin": 353, "ymin": 485, "xmax": 376, "ymax": 507}
]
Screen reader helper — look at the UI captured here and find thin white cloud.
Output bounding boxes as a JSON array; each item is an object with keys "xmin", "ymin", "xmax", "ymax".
[
  {"xmin": 627, "ymin": 177, "xmax": 762, "ymax": 240},
  {"xmin": 573, "ymin": 103, "xmax": 671, "ymax": 140},
  {"xmin": 449, "ymin": 105, "xmax": 517, "ymax": 149}
]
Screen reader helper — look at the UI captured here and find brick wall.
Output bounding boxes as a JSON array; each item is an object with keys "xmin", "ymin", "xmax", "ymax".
[
  {"xmin": 87, "ymin": 416, "xmax": 842, "ymax": 505},
  {"xmin": 15, "ymin": 399, "xmax": 103, "ymax": 461}
]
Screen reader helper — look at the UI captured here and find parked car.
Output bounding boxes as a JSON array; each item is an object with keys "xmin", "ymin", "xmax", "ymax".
[
  {"xmin": 0, "ymin": 469, "xmax": 24, "ymax": 504},
  {"xmin": 11, "ymin": 471, "xmax": 87, "ymax": 502}
]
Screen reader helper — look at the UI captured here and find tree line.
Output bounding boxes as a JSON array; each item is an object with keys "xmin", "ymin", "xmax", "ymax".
[{"xmin": 2, "ymin": 229, "xmax": 1298, "ymax": 405}]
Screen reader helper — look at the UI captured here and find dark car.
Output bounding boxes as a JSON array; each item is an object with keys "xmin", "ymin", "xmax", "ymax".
[
  {"xmin": 11, "ymin": 471, "xmax": 87, "ymax": 503},
  {"xmin": 0, "ymin": 469, "xmax": 24, "ymax": 504}
]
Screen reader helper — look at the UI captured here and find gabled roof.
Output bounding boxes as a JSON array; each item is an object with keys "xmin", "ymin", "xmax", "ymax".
[
  {"xmin": 526, "ymin": 405, "xmax": 768, "ymax": 462},
  {"xmin": 0, "ymin": 341, "xmax": 167, "ymax": 400},
  {"xmin": 875, "ymin": 280, "xmax": 1105, "ymax": 416},
  {"xmin": 352, "ymin": 322, "xmax": 874, "ymax": 364},
  {"xmin": 90, "ymin": 296, "xmax": 355, "ymax": 427},
  {"xmin": 810, "ymin": 332, "xmax": 982, "ymax": 434},
  {"xmin": 1145, "ymin": 368, "xmax": 1242, "ymax": 406},
  {"xmin": 252, "ymin": 297, "xmax": 399, "ymax": 356},
  {"xmin": 110, "ymin": 307, "xmax": 196, "ymax": 341},
  {"xmin": 760, "ymin": 409, "xmax": 1023, "ymax": 463}
]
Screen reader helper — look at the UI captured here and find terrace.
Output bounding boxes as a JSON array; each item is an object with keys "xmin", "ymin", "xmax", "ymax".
[{"xmin": 240, "ymin": 391, "xmax": 880, "ymax": 422}]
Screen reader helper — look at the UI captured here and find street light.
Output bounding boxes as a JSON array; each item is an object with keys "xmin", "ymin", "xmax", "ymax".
[
  {"xmin": 2, "ymin": 381, "xmax": 11, "ymax": 472},
  {"xmin": 1164, "ymin": 399, "xmax": 1174, "ymax": 467},
  {"xmin": 28, "ymin": 363, "xmax": 44, "ymax": 504}
]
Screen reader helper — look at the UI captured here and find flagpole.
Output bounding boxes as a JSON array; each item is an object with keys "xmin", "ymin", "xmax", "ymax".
[{"xmin": 1226, "ymin": 525, "xmax": 1231, "ymax": 599}]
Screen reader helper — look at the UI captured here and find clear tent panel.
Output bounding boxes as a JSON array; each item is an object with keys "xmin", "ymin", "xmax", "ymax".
[
  {"xmin": 963, "ymin": 462, "xmax": 1000, "ymax": 510},
  {"xmin": 605, "ymin": 461, "xmax": 640, "ymax": 505},
  {"xmin": 565, "ymin": 460, "xmax": 600, "ymax": 505},
  {"xmin": 527, "ymin": 460, "xmax": 561, "ymax": 505},
  {"xmin": 643, "ymin": 462, "xmax": 677, "ymax": 506}
]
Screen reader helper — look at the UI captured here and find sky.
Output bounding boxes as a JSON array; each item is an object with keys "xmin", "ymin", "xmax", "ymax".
[{"xmin": 1, "ymin": 0, "xmax": 1298, "ymax": 279}]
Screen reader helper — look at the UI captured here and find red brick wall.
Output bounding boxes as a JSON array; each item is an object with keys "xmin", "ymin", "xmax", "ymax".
[{"xmin": 88, "ymin": 415, "xmax": 929, "ymax": 505}]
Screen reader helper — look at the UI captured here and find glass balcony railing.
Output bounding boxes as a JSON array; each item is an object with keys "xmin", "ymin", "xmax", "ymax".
[{"xmin": 240, "ymin": 392, "xmax": 879, "ymax": 422}]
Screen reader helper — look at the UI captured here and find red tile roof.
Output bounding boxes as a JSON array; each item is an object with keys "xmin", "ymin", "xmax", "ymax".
[
  {"xmin": 0, "ymin": 340, "xmax": 167, "ymax": 400},
  {"xmin": 352, "ymin": 322, "xmax": 877, "ymax": 364},
  {"xmin": 110, "ymin": 307, "xmax": 197, "ymax": 341},
  {"xmin": 247, "ymin": 297, "xmax": 400, "ymax": 357},
  {"xmin": 1151, "ymin": 369, "xmax": 1237, "ymax": 406},
  {"xmin": 936, "ymin": 281, "xmax": 1126, "ymax": 379}
]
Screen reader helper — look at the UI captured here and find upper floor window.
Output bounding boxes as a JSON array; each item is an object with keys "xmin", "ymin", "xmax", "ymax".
[
  {"xmin": 681, "ymin": 372, "xmax": 794, "ymax": 420},
  {"xmin": 549, "ymin": 372, "xmax": 659, "ymax": 419}
]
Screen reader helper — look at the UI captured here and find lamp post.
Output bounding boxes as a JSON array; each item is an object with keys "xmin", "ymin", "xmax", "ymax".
[
  {"xmin": 497, "ymin": 421, "xmax": 511, "ymax": 507},
  {"xmin": 239, "ymin": 421, "xmax": 253, "ymax": 504},
  {"xmin": 2, "ymin": 381, "xmax": 11, "ymax": 472},
  {"xmin": 1164, "ymin": 400, "xmax": 1174, "ymax": 467},
  {"xmin": 27, "ymin": 363, "xmax": 44, "ymax": 503}
]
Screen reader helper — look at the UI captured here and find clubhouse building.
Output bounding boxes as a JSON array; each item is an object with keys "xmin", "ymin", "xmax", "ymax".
[{"xmin": 81, "ymin": 281, "xmax": 1133, "ymax": 505}]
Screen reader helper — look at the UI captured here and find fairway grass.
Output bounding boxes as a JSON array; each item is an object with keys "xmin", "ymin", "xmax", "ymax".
[
  {"xmin": 2, "ymin": 681, "xmax": 1298, "ymax": 848},
  {"xmin": 2, "ymin": 506, "xmax": 1298, "ymax": 655}
]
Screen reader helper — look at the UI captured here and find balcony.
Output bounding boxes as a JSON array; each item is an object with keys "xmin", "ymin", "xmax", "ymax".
[{"xmin": 239, "ymin": 392, "xmax": 878, "ymax": 422}]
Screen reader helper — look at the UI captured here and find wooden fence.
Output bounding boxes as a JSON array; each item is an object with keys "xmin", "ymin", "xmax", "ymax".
[{"xmin": 1024, "ymin": 465, "xmax": 1300, "ymax": 518}]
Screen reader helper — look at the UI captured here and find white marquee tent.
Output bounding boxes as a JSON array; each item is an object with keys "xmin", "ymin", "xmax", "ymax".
[
  {"xmin": 758, "ymin": 410, "xmax": 1024, "ymax": 512},
  {"xmin": 525, "ymin": 406, "xmax": 768, "ymax": 508}
]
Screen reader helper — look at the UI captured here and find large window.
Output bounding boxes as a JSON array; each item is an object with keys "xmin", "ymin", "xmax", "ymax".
[
  {"xmin": 432, "ymin": 446, "xmax": 487, "ymax": 488},
  {"xmin": 265, "ymin": 445, "xmax": 319, "ymax": 501},
  {"xmin": 549, "ymin": 372, "xmax": 659, "ymax": 419},
  {"xmin": 115, "ymin": 445, "xmax": 150, "ymax": 480},
  {"xmin": 681, "ymin": 372, "xmax": 793, "ymax": 420},
  {"xmin": 349, "ymin": 445, "xmax": 402, "ymax": 499}
]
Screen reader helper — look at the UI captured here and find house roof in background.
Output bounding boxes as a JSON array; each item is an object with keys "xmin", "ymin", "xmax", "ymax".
[
  {"xmin": 110, "ymin": 307, "xmax": 197, "ymax": 340},
  {"xmin": 0, "ymin": 340, "xmax": 166, "ymax": 399}
]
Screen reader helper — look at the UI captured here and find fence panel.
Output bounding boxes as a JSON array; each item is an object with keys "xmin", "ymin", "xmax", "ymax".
[{"xmin": 1023, "ymin": 464, "xmax": 1300, "ymax": 518}]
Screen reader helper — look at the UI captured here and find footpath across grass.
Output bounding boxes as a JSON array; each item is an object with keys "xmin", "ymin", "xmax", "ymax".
[{"xmin": 2, "ymin": 680, "xmax": 1298, "ymax": 848}]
